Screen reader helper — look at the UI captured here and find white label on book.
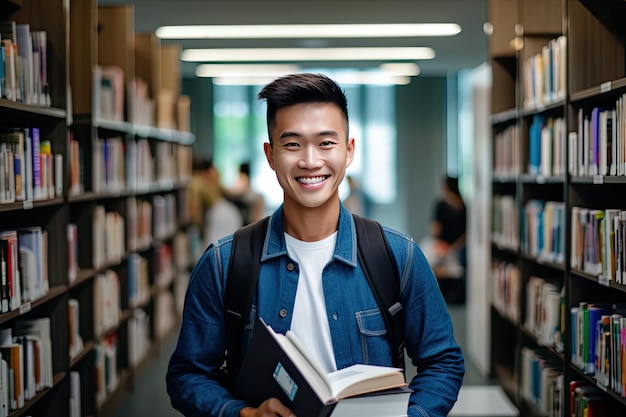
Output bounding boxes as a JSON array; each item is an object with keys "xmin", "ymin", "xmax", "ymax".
[
  {"xmin": 597, "ymin": 274, "xmax": 609, "ymax": 287},
  {"xmin": 273, "ymin": 362, "xmax": 298, "ymax": 401},
  {"xmin": 19, "ymin": 302, "xmax": 31, "ymax": 315},
  {"xmin": 600, "ymin": 81, "xmax": 611, "ymax": 93}
]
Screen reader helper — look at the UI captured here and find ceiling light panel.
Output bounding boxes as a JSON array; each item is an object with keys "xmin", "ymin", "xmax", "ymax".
[
  {"xmin": 157, "ymin": 23, "xmax": 461, "ymax": 39},
  {"xmin": 181, "ymin": 47, "xmax": 436, "ymax": 62}
]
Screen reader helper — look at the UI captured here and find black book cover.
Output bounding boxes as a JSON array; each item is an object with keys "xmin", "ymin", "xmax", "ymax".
[{"xmin": 236, "ymin": 318, "xmax": 335, "ymax": 417}]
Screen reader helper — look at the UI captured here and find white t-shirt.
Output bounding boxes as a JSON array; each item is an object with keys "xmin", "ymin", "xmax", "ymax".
[{"xmin": 286, "ymin": 231, "xmax": 338, "ymax": 373}]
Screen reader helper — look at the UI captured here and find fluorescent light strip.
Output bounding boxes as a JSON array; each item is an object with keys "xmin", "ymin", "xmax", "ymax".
[
  {"xmin": 195, "ymin": 64, "xmax": 301, "ymax": 77},
  {"xmin": 212, "ymin": 74, "xmax": 411, "ymax": 86},
  {"xmin": 157, "ymin": 23, "xmax": 461, "ymax": 39},
  {"xmin": 379, "ymin": 62, "xmax": 420, "ymax": 76},
  {"xmin": 195, "ymin": 63, "xmax": 421, "ymax": 79},
  {"xmin": 182, "ymin": 47, "xmax": 435, "ymax": 62}
]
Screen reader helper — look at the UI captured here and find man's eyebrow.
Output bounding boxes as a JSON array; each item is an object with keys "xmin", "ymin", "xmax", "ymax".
[
  {"xmin": 279, "ymin": 131, "xmax": 301, "ymax": 139},
  {"xmin": 278, "ymin": 130, "xmax": 340, "ymax": 139}
]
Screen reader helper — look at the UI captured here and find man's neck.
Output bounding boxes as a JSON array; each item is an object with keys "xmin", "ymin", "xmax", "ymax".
[{"xmin": 283, "ymin": 200, "xmax": 341, "ymax": 242}]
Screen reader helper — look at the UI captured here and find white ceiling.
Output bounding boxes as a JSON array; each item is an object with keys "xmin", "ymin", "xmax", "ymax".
[{"xmin": 97, "ymin": 0, "xmax": 488, "ymax": 78}]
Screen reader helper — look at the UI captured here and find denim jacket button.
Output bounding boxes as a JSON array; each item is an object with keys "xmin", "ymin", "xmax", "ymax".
[
  {"xmin": 279, "ymin": 309, "xmax": 288, "ymax": 318},
  {"xmin": 287, "ymin": 262, "xmax": 295, "ymax": 271}
]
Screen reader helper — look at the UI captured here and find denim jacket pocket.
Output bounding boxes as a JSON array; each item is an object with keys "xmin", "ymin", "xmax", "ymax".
[{"xmin": 355, "ymin": 308, "xmax": 393, "ymax": 365}]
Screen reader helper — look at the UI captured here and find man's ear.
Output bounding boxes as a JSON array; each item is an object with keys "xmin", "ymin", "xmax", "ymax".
[
  {"xmin": 264, "ymin": 142, "xmax": 275, "ymax": 170},
  {"xmin": 346, "ymin": 137, "xmax": 356, "ymax": 168}
]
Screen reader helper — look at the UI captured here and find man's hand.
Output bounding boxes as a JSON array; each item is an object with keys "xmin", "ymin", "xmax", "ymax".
[{"xmin": 239, "ymin": 397, "xmax": 295, "ymax": 417}]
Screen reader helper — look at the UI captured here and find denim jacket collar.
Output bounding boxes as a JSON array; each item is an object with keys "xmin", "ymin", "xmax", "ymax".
[{"xmin": 261, "ymin": 203, "xmax": 358, "ymax": 268}]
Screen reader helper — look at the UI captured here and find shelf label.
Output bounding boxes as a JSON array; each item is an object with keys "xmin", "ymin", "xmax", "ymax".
[
  {"xmin": 23, "ymin": 200, "xmax": 33, "ymax": 210},
  {"xmin": 600, "ymin": 81, "xmax": 612, "ymax": 93},
  {"xmin": 598, "ymin": 274, "xmax": 610, "ymax": 287},
  {"xmin": 536, "ymin": 175, "xmax": 545, "ymax": 184},
  {"xmin": 19, "ymin": 302, "xmax": 32, "ymax": 315},
  {"xmin": 593, "ymin": 175, "xmax": 603, "ymax": 184}
]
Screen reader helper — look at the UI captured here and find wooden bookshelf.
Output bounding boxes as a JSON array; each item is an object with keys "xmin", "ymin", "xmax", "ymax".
[
  {"xmin": 487, "ymin": 1, "xmax": 626, "ymax": 416},
  {"xmin": 0, "ymin": 1, "xmax": 193, "ymax": 416}
]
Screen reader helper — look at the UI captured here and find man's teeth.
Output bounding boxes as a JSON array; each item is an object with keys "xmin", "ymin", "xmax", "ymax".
[{"xmin": 298, "ymin": 176, "xmax": 326, "ymax": 185}]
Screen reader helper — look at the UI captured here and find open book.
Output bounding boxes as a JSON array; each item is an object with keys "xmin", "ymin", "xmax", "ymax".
[{"xmin": 236, "ymin": 318, "xmax": 410, "ymax": 417}]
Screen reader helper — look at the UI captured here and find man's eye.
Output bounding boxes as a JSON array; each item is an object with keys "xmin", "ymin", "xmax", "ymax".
[
  {"xmin": 320, "ymin": 141, "xmax": 335, "ymax": 146},
  {"xmin": 284, "ymin": 142, "xmax": 300, "ymax": 148}
]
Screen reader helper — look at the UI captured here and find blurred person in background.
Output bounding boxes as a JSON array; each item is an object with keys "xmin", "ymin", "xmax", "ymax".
[
  {"xmin": 189, "ymin": 158, "xmax": 244, "ymax": 248},
  {"xmin": 342, "ymin": 174, "xmax": 368, "ymax": 217},
  {"xmin": 420, "ymin": 175, "xmax": 467, "ymax": 303},
  {"xmin": 227, "ymin": 162, "xmax": 266, "ymax": 225}
]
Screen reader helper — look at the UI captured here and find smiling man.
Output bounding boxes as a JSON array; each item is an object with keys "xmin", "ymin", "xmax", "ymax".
[{"xmin": 166, "ymin": 73, "xmax": 464, "ymax": 417}]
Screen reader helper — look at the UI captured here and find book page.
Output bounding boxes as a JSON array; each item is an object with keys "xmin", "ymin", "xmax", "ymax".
[
  {"xmin": 327, "ymin": 364, "xmax": 406, "ymax": 399},
  {"xmin": 265, "ymin": 324, "xmax": 333, "ymax": 401},
  {"xmin": 285, "ymin": 330, "xmax": 332, "ymax": 389}
]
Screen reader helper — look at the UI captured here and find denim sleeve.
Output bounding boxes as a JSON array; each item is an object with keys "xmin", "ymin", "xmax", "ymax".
[
  {"xmin": 166, "ymin": 245, "xmax": 248, "ymax": 417},
  {"xmin": 401, "ymin": 238, "xmax": 465, "ymax": 417}
]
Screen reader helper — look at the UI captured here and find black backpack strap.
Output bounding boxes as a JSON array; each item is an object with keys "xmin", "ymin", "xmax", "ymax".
[
  {"xmin": 223, "ymin": 216, "xmax": 269, "ymax": 391},
  {"xmin": 353, "ymin": 214, "xmax": 405, "ymax": 370}
]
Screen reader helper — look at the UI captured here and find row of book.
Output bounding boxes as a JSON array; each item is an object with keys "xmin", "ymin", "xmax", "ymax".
[
  {"xmin": 153, "ymin": 242, "xmax": 174, "ymax": 289},
  {"xmin": 528, "ymin": 115, "xmax": 567, "ymax": 178},
  {"xmin": 68, "ymin": 298, "xmax": 84, "ymax": 361},
  {"xmin": 93, "ymin": 270, "xmax": 121, "ymax": 338},
  {"xmin": 525, "ymin": 276, "xmax": 564, "ymax": 351},
  {"xmin": 126, "ymin": 196, "xmax": 153, "ymax": 253},
  {"xmin": 571, "ymin": 207, "xmax": 626, "ymax": 285},
  {"xmin": 570, "ymin": 381, "xmax": 612, "ymax": 417},
  {"xmin": 495, "ymin": 91, "xmax": 626, "ymax": 179},
  {"xmin": 0, "ymin": 21, "xmax": 50, "ymax": 106},
  {"xmin": 128, "ymin": 308, "xmax": 150, "ymax": 368},
  {"xmin": 92, "ymin": 207, "xmax": 125, "ymax": 271},
  {"xmin": 494, "ymin": 124, "xmax": 521, "ymax": 179},
  {"xmin": 0, "ymin": 318, "xmax": 53, "ymax": 414},
  {"xmin": 521, "ymin": 200, "xmax": 566, "ymax": 265},
  {"xmin": 0, "ymin": 128, "xmax": 62, "ymax": 204},
  {"xmin": 492, "ymin": 194, "xmax": 519, "ymax": 250},
  {"xmin": 89, "ymin": 194, "xmax": 184, "ymax": 270},
  {"xmin": 93, "ymin": 65, "xmax": 191, "ymax": 132},
  {"xmin": 127, "ymin": 253, "xmax": 150, "ymax": 309},
  {"xmin": 88, "ymin": 136, "xmax": 191, "ymax": 196},
  {"xmin": 92, "ymin": 308, "xmax": 154, "ymax": 407},
  {"xmin": 571, "ymin": 302, "xmax": 626, "ymax": 396},
  {"xmin": 519, "ymin": 346, "xmax": 564, "ymax": 416},
  {"xmin": 94, "ymin": 334, "xmax": 118, "ymax": 407},
  {"xmin": 569, "ymin": 95, "xmax": 626, "ymax": 177},
  {"xmin": 492, "ymin": 260, "xmax": 520, "ymax": 324},
  {"xmin": 493, "ymin": 115, "xmax": 567, "ymax": 180},
  {"xmin": 0, "ymin": 228, "xmax": 50, "ymax": 314},
  {"xmin": 522, "ymin": 36, "xmax": 567, "ymax": 111}
]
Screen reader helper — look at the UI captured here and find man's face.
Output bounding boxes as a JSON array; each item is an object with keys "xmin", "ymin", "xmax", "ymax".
[{"xmin": 264, "ymin": 102, "xmax": 355, "ymax": 211}]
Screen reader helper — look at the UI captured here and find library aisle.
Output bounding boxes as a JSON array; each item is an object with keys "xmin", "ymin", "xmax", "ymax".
[{"xmin": 110, "ymin": 303, "xmax": 518, "ymax": 417}]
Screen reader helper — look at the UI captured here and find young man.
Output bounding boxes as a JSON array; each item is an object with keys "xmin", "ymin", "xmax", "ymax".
[{"xmin": 166, "ymin": 73, "xmax": 464, "ymax": 417}]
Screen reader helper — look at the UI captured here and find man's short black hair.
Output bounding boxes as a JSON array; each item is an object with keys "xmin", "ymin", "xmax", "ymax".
[{"xmin": 257, "ymin": 73, "xmax": 349, "ymax": 143}]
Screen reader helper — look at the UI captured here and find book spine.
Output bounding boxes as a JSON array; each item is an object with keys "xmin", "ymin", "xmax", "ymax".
[{"xmin": 30, "ymin": 129, "xmax": 40, "ymax": 200}]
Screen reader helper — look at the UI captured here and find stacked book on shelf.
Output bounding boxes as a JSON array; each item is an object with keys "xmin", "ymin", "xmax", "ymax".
[
  {"xmin": 0, "ymin": 21, "xmax": 50, "ymax": 106},
  {"xmin": 569, "ymin": 97, "xmax": 626, "ymax": 178},
  {"xmin": 0, "ymin": 128, "xmax": 62, "ymax": 204}
]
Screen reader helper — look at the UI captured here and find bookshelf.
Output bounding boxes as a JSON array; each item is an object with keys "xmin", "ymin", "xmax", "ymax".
[
  {"xmin": 487, "ymin": 0, "xmax": 626, "ymax": 416},
  {"xmin": 0, "ymin": 0, "xmax": 194, "ymax": 416}
]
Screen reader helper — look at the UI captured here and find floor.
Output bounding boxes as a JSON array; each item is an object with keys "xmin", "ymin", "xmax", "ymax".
[{"xmin": 110, "ymin": 303, "xmax": 518, "ymax": 417}]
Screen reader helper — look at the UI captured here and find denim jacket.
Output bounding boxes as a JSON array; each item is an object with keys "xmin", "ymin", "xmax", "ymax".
[{"xmin": 167, "ymin": 204, "xmax": 464, "ymax": 417}]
